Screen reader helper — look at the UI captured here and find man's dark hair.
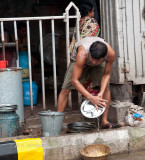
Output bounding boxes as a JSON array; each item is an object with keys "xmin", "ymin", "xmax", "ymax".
[
  {"xmin": 17, "ymin": 22, "xmax": 26, "ymax": 30},
  {"xmin": 80, "ymin": 2, "xmax": 93, "ymax": 17},
  {"xmin": 90, "ymin": 41, "xmax": 108, "ymax": 60}
]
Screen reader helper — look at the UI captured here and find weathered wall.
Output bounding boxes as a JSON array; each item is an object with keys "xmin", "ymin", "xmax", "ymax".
[
  {"xmin": 100, "ymin": 0, "xmax": 145, "ymax": 85},
  {"xmin": 110, "ymin": 82, "xmax": 132, "ymax": 102}
]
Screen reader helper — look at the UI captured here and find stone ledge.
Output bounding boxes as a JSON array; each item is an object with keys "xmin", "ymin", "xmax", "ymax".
[
  {"xmin": 42, "ymin": 126, "xmax": 145, "ymax": 160},
  {"xmin": 1, "ymin": 126, "xmax": 145, "ymax": 160}
]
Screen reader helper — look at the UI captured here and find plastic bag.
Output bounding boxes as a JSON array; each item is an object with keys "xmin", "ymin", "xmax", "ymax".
[{"xmin": 125, "ymin": 113, "xmax": 142, "ymax": 127}]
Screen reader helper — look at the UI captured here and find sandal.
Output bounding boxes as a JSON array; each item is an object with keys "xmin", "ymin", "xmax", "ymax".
[{"xmin": 101, "ymin": 122, "xmax": 121, "ymax": 129}]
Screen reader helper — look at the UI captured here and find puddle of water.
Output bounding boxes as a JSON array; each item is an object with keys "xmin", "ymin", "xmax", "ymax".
[{"xmin": 108, "ymin": 151, "xmax": 145, "ymax": 160}]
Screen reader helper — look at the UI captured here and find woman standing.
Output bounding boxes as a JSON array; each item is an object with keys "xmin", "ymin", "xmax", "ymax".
[{"xmin": 70, "ymin": 2, "xmax": 100, "ymax": 53}]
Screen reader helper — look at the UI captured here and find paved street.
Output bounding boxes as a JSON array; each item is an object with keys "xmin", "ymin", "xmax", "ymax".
[{"xmin": 108, "ymin": 151, "xmax": 145, "ymax": 160}]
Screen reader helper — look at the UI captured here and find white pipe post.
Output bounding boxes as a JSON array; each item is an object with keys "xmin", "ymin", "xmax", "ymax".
[
  {"xmin": 39, "ymin": 20, "xmax": 46, "ymax": 110},
  {"xmin": 51, "ymin": 19, "xmax": 57, "ymax": 107},
  {"xmin": 26, "ymin": 20, "xmax": 33, "ymax": 114}
]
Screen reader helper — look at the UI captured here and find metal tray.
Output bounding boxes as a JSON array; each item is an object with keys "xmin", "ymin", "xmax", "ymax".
[{"xmin": 81, "ymin": 99, "xmax": 105, "ymax": 118}]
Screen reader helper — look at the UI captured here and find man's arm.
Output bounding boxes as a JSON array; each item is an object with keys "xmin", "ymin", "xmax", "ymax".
[
  {"xmin": 71, "ymin": 46, "xmax": 107, "ymax": 108},
  {"xmin": 98, "ymin": 43, "xmax": 115, "ymax": 98},
  {"xmin": 71, "ymin": 46, "xmax": 91, "ymax": 99}
]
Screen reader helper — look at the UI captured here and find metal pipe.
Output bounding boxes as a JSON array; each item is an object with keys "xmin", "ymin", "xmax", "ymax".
[
  {"xmin": 0, "ymin": 42, "xmax": 16, "ymax": 47},
  {"xmin": 1, "ymin": 22, "xmax": 5, "ymax": 60},
  {"xmin": 26, "ymin": 20, "xmax": 33, "ymax": 114},
  {"xmin": 15, "ymin": 40, "xmax": 19, "ymax": 67},
  {"xmin": 65, "ymin": 9, "xmax": 72, "ymax": 109},
  {"xmin": 0, "ymin": 22, "xmax": 4, "ymax": 42},
  {"xmin": 51, "ymin": 19, "xmax": 57, "ymax": 107},
  {"xmin": 65, "ymin": 11, "xmax": 70, "ymax": 72},
  {"xmin": 65, "ymin": 2, "xmax": 79, "ymax": 12},
  {"xmin": 14, "ymin": 21, "xmax": 18, "ymax": 40},
  {"xmin": 2, "ymin": 42, "xmax": 5, "ymax": 60},
  {"xmin": 14, "ymin": 21, "xmax": 19, "ymax": 67},
  {"xmin": 0, "ymin": 15, "xmax": 78, "ymax": 22},
  {"xmin": 75, "ymin": 10, "xmax": 82, "ymax": 106},
  {"xmin": 39, "ymin": 20, "xmax": 46, "ymax": 110}
]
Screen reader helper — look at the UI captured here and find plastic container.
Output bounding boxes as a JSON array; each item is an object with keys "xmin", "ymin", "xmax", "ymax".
[
  {"xmin": 39, "ymin": 111, "xmax": 64, "ymax": 137},
  {"xmin": 23, "ymin": 81, "xmax": 38, "ymax": 106},
  {"xmin": 19, "ymin": 51, "xmax": 29, "ymax": 69},
  {"xmin": 19, "ymin": 51, "xmax": 29, "ymax": 78},
  {"xmin": 0, "ymin": 104, "xmax": 19, "ymax": 138},
  {"xmin": 0, "ymin": 60, "xmax": 8, "ymax": 68}
]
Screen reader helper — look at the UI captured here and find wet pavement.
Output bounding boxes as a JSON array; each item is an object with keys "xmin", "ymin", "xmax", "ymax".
[{"xmin": 108, "ymin": 151, "xmax": 145, "ymax": 160}]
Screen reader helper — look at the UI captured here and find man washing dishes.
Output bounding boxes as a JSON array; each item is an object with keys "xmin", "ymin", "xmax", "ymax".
[{"xmin": 58, "ymin": 36, "xmax": 120, "ymax": 129}]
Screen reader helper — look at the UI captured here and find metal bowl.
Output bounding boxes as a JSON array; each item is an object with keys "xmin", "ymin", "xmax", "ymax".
[
  {"xmin": 0, "ymin": 104, "xmax": 17, "ymax": 112},
  {"xmin": 80, "ymin": 144, "xmax": 110, "ymax": 160},
  {"xmin": 81, "ymin": 99, "xmax": 105, "ymax": 118}
]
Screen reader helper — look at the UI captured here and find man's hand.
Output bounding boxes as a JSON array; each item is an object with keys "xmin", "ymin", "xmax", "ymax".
[
  {"xmin": 89, "ymin": 95, "xmax": 107, "ymax": 109},
  {"xmin": 97, "ymin": 92, "xmax": 103, "ymax": 99}
]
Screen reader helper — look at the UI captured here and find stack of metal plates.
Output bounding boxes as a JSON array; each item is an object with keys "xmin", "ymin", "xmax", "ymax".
[{"xmin": 66, "ymin": 122, "xmax": 97, "ymax": 133}]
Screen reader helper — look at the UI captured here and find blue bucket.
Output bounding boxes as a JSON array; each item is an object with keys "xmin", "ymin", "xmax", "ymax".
[
  {"xmin": 19, "ymin": 51, "xmax": 29, "ymax": 69},
  {"xmin": 23, "ymin": 81, "xmax": 38, "ymax": 106}
]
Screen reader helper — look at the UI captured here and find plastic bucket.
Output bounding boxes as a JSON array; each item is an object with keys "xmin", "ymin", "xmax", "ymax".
[
  {"xmin": 39, "ymin": 111, "xmax": 64, "ymax": 137},
  {"xmin": 23, "ymin": 81, "xmax": 38, "ymax": 106},
  {"xmin": 22, "ymin": 68, "xmax": 29, "ymax": 78},
  {"xmin": 19, "ymin": 51, "xmax": 29, "ymax": 69},
  {"xmin": 0, "ymin": 60, "xmax": 8, "ymax": 68},
  {"xmin": 19, "ymin": 51, "xmax": 29, "ymax": 78}
]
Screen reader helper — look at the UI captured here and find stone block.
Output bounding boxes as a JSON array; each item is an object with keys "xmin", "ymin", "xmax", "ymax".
[{"xmin": 108, "ymin": 101, "xmax": 133, "ymax": 124}]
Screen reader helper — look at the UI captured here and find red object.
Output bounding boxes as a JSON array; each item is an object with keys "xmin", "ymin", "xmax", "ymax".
[
  {"xmin": 83, "ymin": 79, "xmax": 99, "ymax": 96},
  {"xmin": 0, "ymin": 60, "xmax": 8, "ymax": 68}
]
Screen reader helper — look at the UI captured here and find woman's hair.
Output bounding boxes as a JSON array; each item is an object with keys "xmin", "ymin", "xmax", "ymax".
[{"xmin": 80, "ymin": 2, "xmax": 94, "ymax": 18}]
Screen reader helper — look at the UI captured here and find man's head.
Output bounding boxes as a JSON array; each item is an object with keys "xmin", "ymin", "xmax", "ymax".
[{"xmin": 89, "ymin": 41, "xmax": 108, "ymax": 65}]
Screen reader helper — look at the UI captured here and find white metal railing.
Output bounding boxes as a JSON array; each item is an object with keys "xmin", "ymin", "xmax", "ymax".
[{"xmin": 0, "ymin": 2, "xmax": 80, "ymax": 114}]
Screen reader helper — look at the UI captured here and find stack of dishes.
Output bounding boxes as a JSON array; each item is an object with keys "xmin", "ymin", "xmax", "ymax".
[{"xmin": 66, "ymin": 122, "xmax": 97, "ymax": 133}]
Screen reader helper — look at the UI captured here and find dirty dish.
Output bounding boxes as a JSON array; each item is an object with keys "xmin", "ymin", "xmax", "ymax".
[{"xmin": 81, "ymin": 99, "xmax": 106, "ymax": 118}]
